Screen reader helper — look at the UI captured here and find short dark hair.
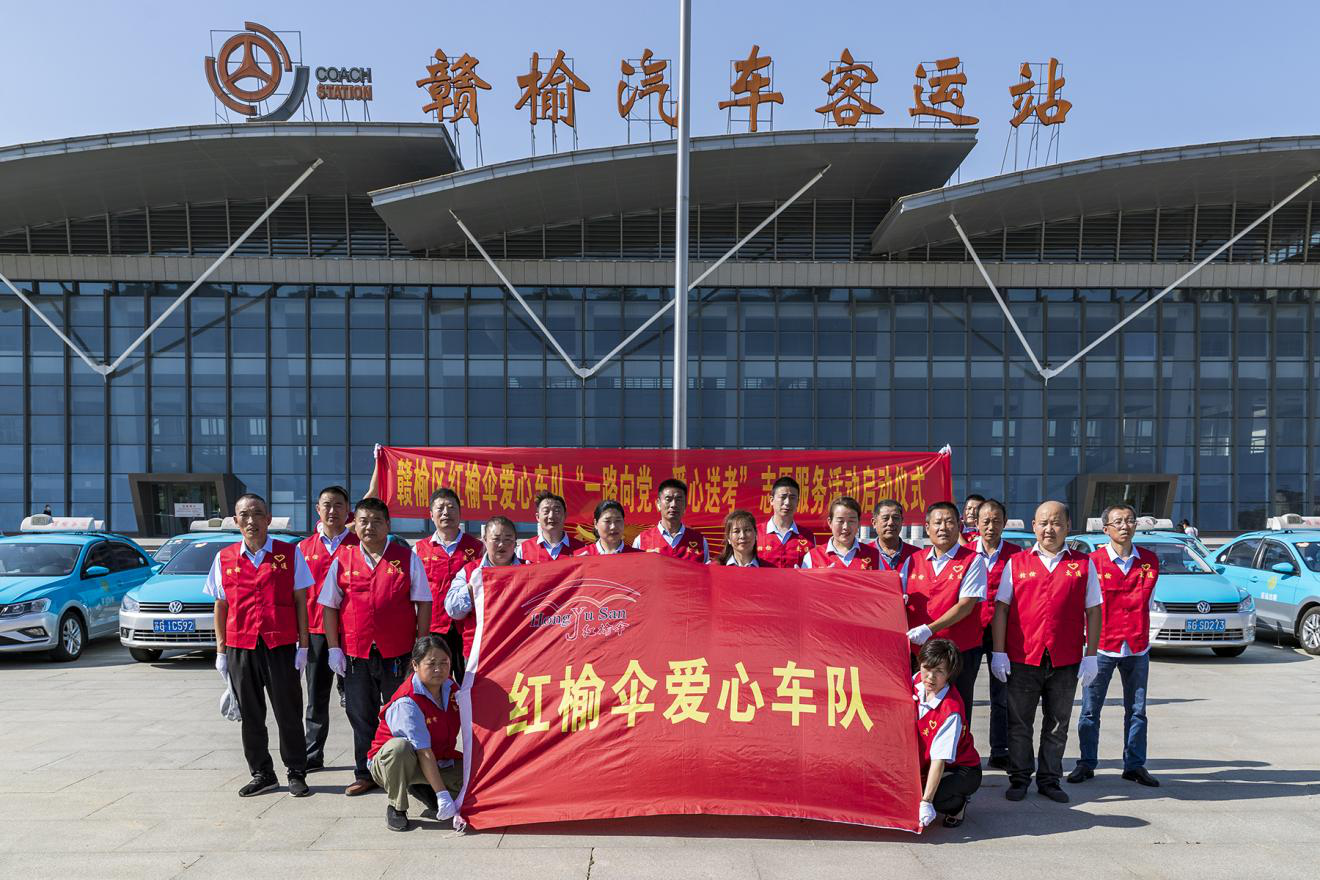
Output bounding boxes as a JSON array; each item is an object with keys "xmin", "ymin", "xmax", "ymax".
[
  {"xmin": 926, "ymin": 501, "xmax": 960, "ymax": 521},
  {"xmin": 234, "ymin": 493, "xmax": 268, "ymax": 514},
  {"xmin": 483, "ymin": 515, "xmax": 516, "ymax": 537},
  {"xmin": 428, "ymin": 487, "xmax": 461, "ymax": 511},
  {"xmin": 534, "ymin": 491, "xmax": 567, "ymax": 513},
  {"xmin": 918, "ymin": 638, "xmax": 962, "ymax": 678},
  {"xmin": 410, "ymin": 634, "xmax": 452, "ymax": 667},
  {"xmin": 826, "ymin": 495, "xmax": 862, "ymax": 520},
  {"xmin": 873, "ymin": 499, "xmax": 903, "ymax": 517},
  {"xmin": 593, "ymin": 499, "xmax": 626, "ymax": 522},
  {"xmin": 657, "ymin": 478, "xmax": 688, "ymax": 498},
  {"xmin": 1101, "ymin": 503, "xmax": 1137, "ymax": 527},
  {"xmin": 770, "ymin": 476, "xmax": 801, "ymax": 495},
  {"xmin": 964, "ymin": 494, "xmax": 986, "ymax": 504},
  {"xmin": 354, "ymin": 497, "xmax": 391, "ymax": 521},
  {"xmin": 316, "ymin": 485, "xmax": 350, "ymax": 506},
  {"xmin": 977, "ymin": 498, "xmax": 1008, "ymax": 522}
]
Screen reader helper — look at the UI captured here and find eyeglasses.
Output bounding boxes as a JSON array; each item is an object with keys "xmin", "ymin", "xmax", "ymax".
[{"xmin": 1106, "ymin": 518, "xmax": 1137, "ymax": 528}]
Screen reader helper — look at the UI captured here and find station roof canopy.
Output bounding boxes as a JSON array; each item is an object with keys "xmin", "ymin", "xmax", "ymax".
[
  {"xmin": 870, "ymin": 135, "xmax": 1320, "ymax": 255},
  {"xmin": 0, "ymin": 122, "xmax": 459, "ymax": 233},
  {"xmin": 370, "ymin": 127, "xmax": 976, "ymax": 252}
]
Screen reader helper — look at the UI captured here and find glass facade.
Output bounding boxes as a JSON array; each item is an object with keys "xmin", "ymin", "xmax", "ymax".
[{"xmin": 2, "ymin": 281, "xmax": 1317, "ymax": 534}]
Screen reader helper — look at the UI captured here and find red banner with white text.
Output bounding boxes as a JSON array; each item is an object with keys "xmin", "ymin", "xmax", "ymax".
[
  {"xmin": 375, "ymin": 446, "xmax": 951, "ymax": 527},
  {"xmin": 454, "ymin": 554, "xmax": 922, "ymax": 832}
]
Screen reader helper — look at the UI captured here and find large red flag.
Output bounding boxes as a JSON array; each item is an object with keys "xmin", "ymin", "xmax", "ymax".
[{"xmin": 455, "ymin": 555, "xmax": 923, "ymax": 832}]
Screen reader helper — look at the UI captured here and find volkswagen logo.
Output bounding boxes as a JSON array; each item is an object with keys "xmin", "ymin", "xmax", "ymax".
[
  {"xmin": 168, "ymin": 601, "xmax": 184, "ymax": 615},
  {"xmin": 1195, "ymin": 600, "xmax": 1211, "ymax": 615}
]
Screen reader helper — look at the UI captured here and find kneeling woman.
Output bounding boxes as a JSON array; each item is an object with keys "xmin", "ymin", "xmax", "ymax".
[
  {"xmin": 367, "ymin": 635, "xmax": 463, "ymax": 832},
  {"xmin": 914, "ymin": 638, "xmax": 982, "ymax": 829}
]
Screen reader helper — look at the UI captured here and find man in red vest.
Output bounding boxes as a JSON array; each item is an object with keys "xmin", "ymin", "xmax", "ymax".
[
  {"xmin": 414, "ymin": 487, "xmax": 484, "ymax": 683},
  {"xmin": 206, "ymin": 493, "xmax": 315, "ymax": 797},
  {"xmin": 871, "ymin": 499, "xmax": 918, "ymax": 572},
  {"xmin": 989, "ymin": 500, "xmax": 1102, "ymax": 804},
  {"xmin": 633, "ymin": 478, "xmax": 709, "ymax": 562},
  {"xmin": 959, "ymin": 494, "xmax": 985, "ymax": 546},
  {"xmin": 517, "ymin": 491, "xmax": 586, "ymax": 563},
  {"xmin": 901, "ymin": 501, "xmax": 987, "ymax": 714},
  {"xmin": 757, "ymin": 476, "xmax": 815, "ymax": 568},
  {"xmin": 320, "ymin": 498, "xmax": 433, "ymax": 796},
  {"xmin": 972, "ymin": 498, "xmax": 1023, "ymax": 771},
  {"xmin": 1069, "ymin": 503, "xmax": 1161, "ymax": 787},
  {"xmin": 298, "ymin": 485, "xmax": 358, "ymax": 773}
]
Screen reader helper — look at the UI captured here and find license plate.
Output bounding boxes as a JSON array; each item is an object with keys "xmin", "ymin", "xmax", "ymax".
[
  {"xmin": 1184, "ymin": 618, "xmax": 1226, "ymax": 632},
  {"xmin": 152, "ymin": 619, "xmax": 196, "ymax": 633}
]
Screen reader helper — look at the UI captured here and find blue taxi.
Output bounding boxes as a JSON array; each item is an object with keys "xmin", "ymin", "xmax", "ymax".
[
  {"xmin": 119, "ymin": 520, "xmax": 301, "ymax": 662},
  {"xmin": 0, "ymin": 517, "xmax": 156, "ymax": 661},
  {"xmin": 1066, "ymin": 532, "xmax": 1256, "ymax": 657},
  {"xmin": 1212, "ymin": 528, "xmax": 1320, "ymax": 655}
]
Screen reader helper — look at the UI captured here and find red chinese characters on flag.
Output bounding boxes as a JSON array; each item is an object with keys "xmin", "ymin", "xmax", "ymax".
[
  {"xmin": 374, "ymin": 447, "xmax": 953, "ymax": 528},
  {"xmin": 454, "ymin": 555, "xmax": 922, "ymax": 831}
]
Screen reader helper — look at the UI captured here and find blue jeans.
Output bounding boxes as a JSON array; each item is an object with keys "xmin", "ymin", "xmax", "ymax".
[{"xmin": 1076, "ymin": 652, "xmax": 1149, "ymax": 771}]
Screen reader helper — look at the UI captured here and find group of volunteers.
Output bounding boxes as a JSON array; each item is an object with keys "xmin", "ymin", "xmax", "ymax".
[{"xmin": 204, "ymin": 473, "xmax": 1161, "ymax": 833}]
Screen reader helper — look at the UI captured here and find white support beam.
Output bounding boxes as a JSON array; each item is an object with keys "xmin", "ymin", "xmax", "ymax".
[
  {"xmin": 672, "ymin": 0, "xmax": 693, "ymax": 449},
  {"xmin": 0, "ymin": 271, "xmax": 105, "ymax": 374}
]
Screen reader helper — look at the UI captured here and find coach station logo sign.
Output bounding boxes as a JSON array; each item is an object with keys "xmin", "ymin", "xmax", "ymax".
[{"xmin": 204, "ymin": 20, "xmax": 373, "ymax": 122}]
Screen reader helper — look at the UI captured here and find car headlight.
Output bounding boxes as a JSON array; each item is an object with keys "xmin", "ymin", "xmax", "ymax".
[
  {"xmin": 121, "ymin": 593, "xmax": 140, "ymax": 613},
  {"xmin": 1237, "ymin": 591, "xmax": 1255, "ymax": 613},
  {"xmin": 0, "ymin": 597, "xmax": 52, "ymax": 617},
  {"xmin": 1149, "ymin": 598, "xmax": 1166, "ymax": 613}
]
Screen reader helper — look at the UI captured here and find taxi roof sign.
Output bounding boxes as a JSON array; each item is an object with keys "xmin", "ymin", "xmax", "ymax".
[
  {"xmin": 20, "ymin": 514, "xmax": 106, "ymax": 532},
  {"xmin": 1267, "ymin": 513, "xmax": 1320, "ymax": 530},
  {"xmin": 189, "ymin": 515, "xmax": 293, "ymax": 532}
]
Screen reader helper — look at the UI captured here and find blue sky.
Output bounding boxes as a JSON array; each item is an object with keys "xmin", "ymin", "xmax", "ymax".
[{"xmin": 2, "ymin": 0, "xmax": 1316, "ymax": 182}]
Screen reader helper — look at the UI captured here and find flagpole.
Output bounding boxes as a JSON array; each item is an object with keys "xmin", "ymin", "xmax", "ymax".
[{"xmin": 671, "ymin": 0, "xmax": 692, "ymax": 450}]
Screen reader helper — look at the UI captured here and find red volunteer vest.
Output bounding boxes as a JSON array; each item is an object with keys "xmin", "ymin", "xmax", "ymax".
[
  {"xmin": 454, "ymin": 558, "xmax": 524, "ymax": 655},
  {"xmin": 220, "ymin": 540, "xmax": 300, "ymax": 650},
  {"xmin": 415, "ymin": 532, "xmax": 484, "ymax": 633},
  {"xmin": 518, "ymin": 534, "xmax": 587, "ymax": 564},
  {"xmin": 874, "ymin": 540, "xmax": 918, "ymax": 572},
  {"xmin": 979, "ymin": 540, "xmax": 1024, "ymax": 629},
  {"xmin": 904, "ymin": 544, "xmax": 983, "ymax": 652},
  {"xmin": 366, "ymin": 676, "xmax": 460, "ymax": 763},
  {"xmin": 636, "ymin": 525, "xmax": 708, "ymax": 563},
  {"xmin": 914, "ymin": 675, "xmax": 980, "ymax": 772},
  {"xmin": 756, "ymin": 523, "xmax": 816, "ymax": 569},
  {"xmin": 1090, "ymin": 546, "xmax": 1160, "ymax": 654},
  {"xmin": 298, "ymin": 531, "xmax": 359, "ymax": 634},
  {"xmin": 334, "ymin": 540, "xmax": 419, "ymax": 660},
  {"xmin": 804, "ymin": 541, "xmax": 882, "ymax": 570},
  {"xmin": 573, "ymin": 542, "xmax": 641, "ymax": 556},
  {"xmin": 1004, "ymin": 549, "xmax": 1091, "ymax": 667}
]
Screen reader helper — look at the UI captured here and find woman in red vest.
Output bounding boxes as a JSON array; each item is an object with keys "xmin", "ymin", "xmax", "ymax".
[
  {"xmin": 367, "ymin": 634, "xmax": 463, "ymax": 832},
  {"xmin": 319, "ymin": 498, "xmax": 433, "ymax": 796},
  {"xmin": 574, "ymin": 500, "xmax": 641, "ymax": 556},
  {"xmin": 801, "ymin": 496, "xmax": 881, "ymax": 570},
  {"xmin": 205, "ymin": 493, "xmax": 315, "ymax": 798},
  {"xmin": 718, "ymin": 509, "xmax": 770, "ymax": 567},
  {"xmin": 914, "ymin": 638, "xmax": 982, "ymax": 829}
]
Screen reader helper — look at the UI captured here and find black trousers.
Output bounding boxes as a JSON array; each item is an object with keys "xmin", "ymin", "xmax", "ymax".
[
  {"xmin": 933, "ymin": 764, "xmax": 982, "ymax": 815},
  {"xmin": 434, "ymin": 622, "xmax": 466, "ymax": 683},
  {"xmin": 344, "ymin": 646, "xmax": 409, "ymax": 781},
  {"xmin": 1006, "ymin": 653, "xmax": 1079, "ymax": 789},
  {"xmin": 229, "ymin": 639, "xmax": 306, "ymax": 780},
  {"xmin": 982, "ymin": 628, "xmax": 1008, "ymax": 757},
  {"xmin": 303, "ymin": 633, "xmax": 337, "ymax": 765},
  {"xmin": 953, "ymin": 647, "xmax": 982, "ymax": 726}
]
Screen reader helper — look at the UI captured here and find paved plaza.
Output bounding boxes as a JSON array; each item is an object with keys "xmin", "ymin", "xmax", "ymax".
[{"xmin": 0, "ymin": 638, "xmax": 1316, "ymax": 880}]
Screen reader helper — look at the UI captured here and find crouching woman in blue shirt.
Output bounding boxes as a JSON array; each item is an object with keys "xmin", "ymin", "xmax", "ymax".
[{"xmin": 366, "ymin": 634, "xmax": 463, "ymax": 831}]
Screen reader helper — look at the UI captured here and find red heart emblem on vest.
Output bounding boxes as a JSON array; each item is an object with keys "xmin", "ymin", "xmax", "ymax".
[{"xmin": 952, "ymin": 564, "xmax": 964, "ymax": 575}]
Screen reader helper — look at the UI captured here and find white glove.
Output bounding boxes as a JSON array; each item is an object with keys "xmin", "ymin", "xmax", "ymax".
[
  {"xmin": 373, "ymin": 443, "xmax": 383, "ymax": 459},
  {"xmin": 906, "ymin": 624, "xmax": 933, "ymax": 646},
  {"xmin": 990, "ymin": 652, "xmax": 1011, "ymax": 683},
  {"xmin": 215, "ymin": 652, "xmax": 228, "ymax": 678},
  {"xmin": 328, "ymin": 647, "xmax": 347, "ymax": 676},
  {"xmin": 919, "ymin": 800, "xmax": 937, "ymax": 827},
  {"xmin": 436, "ymin": 791, "xmax": 458, "ymax": 821},
  {"xmin": 1079, "ymin": 655, "xmax": 1099, "ymax": 687},
  {"xmin": 294, "ymin": 647, "xmax": 308, "ymax": 672}
]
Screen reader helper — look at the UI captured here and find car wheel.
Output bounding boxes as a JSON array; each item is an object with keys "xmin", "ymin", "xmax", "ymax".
[
  {"xmin": 129, "ymin": 647, "xmax": 162, "ymax": 663},
  {"xmin": 1297, "ymin": 607, "xmax": 1320, "ymax": 656},
  {"xmin": 1211, "ymin": 645, "xmax": 1247, "ymax": 658},
  {"xmin": 49, "ymin": 612, "xmax": 86, "ymax": 662}
]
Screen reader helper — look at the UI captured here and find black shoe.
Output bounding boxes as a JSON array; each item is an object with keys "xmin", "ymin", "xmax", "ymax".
[
  {"xmin": 987, "ymin": 755, "xmax": 1012, "ymax": 772},
  {"xmin": 1005, "ymin": 784, "xmax": 1028, "ymax": 802},
  {"xmin": 409, "ymin": 784, "xmax": 439, "ymax": 814},
  {"xmin": 238, "ymin": 775, "xmax": 279, "ymax": 797},
  {"xmin": 1067, "ymin": 766, "xmax": 1095, "ymax": 784},
  {"xmin": 288, "ymin": 775, "xmax": 310, "ymax": 798},
  {"xmin": 1038, "ymin": 784, "xmax": 1070, "ymax": 803},
  {"xmin": 1122, "ymin": 767, "xmax": 1161, "ymax": 787},
  {"xmin": 386, "ymin": 804, "xmax": 409, "ymax": 832},
  {"xmin": 942, "ymin": 803, "xmax": 967, "ymax": 828},
  {"xmin": 305, "ymin": 759, "xmax": 324, "ymax": 773}
]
